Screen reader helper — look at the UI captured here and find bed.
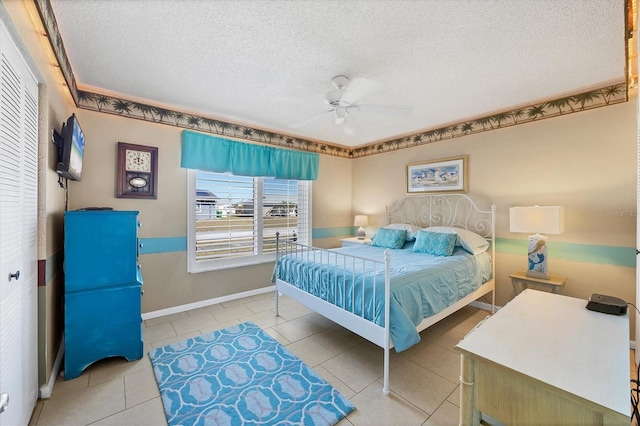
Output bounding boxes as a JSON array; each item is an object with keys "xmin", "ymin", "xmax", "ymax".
[{"xmin": 273, "ymin": 194, "xmax": 496, "ymax": 395}]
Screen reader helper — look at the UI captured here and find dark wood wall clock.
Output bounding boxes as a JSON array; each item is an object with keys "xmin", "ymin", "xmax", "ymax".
[{"xmin": 116, "ymin": 142, "xmax": 158, "ymax": 199}]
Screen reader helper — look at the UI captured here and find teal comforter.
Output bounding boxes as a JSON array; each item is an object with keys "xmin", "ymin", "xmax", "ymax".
[{"xmin": 275, "ymin": 243, "xmax": 492, "ymax": 351}]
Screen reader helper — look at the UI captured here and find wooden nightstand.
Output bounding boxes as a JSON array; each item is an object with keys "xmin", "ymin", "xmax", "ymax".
[
  {"xmin": 340, "ymin": 237, "xmax": 372, "ymax": 247},
  {"xmin": 509, "ymin": 271, "xmax": 567, "ymax": 295}
]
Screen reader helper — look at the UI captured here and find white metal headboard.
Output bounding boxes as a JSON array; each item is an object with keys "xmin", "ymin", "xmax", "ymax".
[{"xmin": 385, "ymin": 194, "xmax": 496, "ymax": 238}]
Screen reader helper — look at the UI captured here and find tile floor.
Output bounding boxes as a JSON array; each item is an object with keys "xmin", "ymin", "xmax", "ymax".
[{"xmin": 29, "ymin": 292, "xmax": 494, "ymax": 425}]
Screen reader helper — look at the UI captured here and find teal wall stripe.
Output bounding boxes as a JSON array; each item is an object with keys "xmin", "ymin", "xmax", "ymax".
[
  {"xmin": 139, "ymin": 237, "xmax": 187, "ymax": 254},
  {"xmin": 496, "ymin": 238, "xmax": 635, "ymax": 268},
  {"xmin": 312, "ymin": 226, "xmax": 354, "ymax": 239},
  {"xmin": 137, "ymin": 234, "xmax": 635, "ymax": 267}
]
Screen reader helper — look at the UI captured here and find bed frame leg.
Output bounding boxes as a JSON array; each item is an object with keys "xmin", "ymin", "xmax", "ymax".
[
  {"xmin": 383, "ymin": 346, "xmax": 390, "ymax": 396},
  {"xmin": 275, "ymin": 231, "xmax": 280, "ymax": 317},
  {"xmin": 491, "ymin": 287, "xmax": 496, "ymax": 314},
  {"xmin": 382, "ymin": 248, "xmax": 391, "ymax": 396}
]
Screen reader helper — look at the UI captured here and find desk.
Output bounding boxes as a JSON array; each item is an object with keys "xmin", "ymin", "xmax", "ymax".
[
  {"xmin": 456, "ymin": 289, "xmax": 630, "ymax": 425},
  {"xmin": 509, "ymin": 270, "xmax": 567, "ymax": 295}
]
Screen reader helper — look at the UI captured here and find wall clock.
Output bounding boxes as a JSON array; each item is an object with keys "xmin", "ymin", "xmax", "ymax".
[{"xmin": 116, "ymin": 142, "xmax": 158, "ymax": 199}]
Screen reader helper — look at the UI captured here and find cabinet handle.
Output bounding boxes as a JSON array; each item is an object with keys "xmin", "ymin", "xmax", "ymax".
[
  {"xmin": 9, "ymin": 271, "xmax": 20, "ymax": 281},
  {"xmin": 141, "ymin": 289, "xmax": 144, "ymax": 296},
  {"xmin": 139, "ymin": 243, "xmax": 143, "ymax": 248}
]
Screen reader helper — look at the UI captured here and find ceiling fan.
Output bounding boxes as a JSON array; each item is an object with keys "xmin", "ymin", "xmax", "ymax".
[{"xmin": 291, "ymin": 75, "xmax": 413, "ymax": 134}]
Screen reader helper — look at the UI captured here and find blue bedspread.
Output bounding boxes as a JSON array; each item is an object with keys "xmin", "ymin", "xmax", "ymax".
[{"xmin": 275, "ymin": 243, "xmax": 491, "ymax": 352}]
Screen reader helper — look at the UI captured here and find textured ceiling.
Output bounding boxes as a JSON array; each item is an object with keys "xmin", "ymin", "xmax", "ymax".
[{"xmin": 49, "ymin": 0, "xmax": 627, "ymax": 148}]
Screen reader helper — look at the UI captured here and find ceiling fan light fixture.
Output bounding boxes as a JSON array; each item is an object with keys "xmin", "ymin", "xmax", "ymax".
[
  {"xmin": 325, "ymin": 88, "xmax": 344, "ymax": 106},
  {"xmin": 330, "ymin": 75, "xmax": 349, "ymax": 89},
  {"xmin": 291, "ymin": 74, "xmax": 413, "ymax": 133}
]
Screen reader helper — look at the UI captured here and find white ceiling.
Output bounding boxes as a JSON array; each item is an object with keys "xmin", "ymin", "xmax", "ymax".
[{"xmin": 49, "ymin": 0, "xmax": 627, "ymax": 148}]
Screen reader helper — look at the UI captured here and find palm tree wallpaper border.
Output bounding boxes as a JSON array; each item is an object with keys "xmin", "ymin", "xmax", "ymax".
[{"xmin": 36, "ymin": 0, "xmax": 629, "ymax": 160}]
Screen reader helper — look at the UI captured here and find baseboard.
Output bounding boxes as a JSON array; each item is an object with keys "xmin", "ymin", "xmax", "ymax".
[
  {"xmin": 38, "ymin": 336, "xmax": 64, "ymax": 399},
  {"xmin": 141, "ymin": 286, "xmax": 275, "ymax": 320}
]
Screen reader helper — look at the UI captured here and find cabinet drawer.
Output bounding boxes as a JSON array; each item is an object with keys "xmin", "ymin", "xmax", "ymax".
[{"xmin": 64, "ymin": 210, "xmax": 139, "ymax": 292}]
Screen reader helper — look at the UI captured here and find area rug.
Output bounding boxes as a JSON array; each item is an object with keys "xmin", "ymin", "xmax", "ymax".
[{"xmin": 149, "ymin": 321, "xmax": 355, "ymax": 425}]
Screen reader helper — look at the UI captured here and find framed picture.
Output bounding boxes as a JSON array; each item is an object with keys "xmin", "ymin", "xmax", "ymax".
[
  {"xmin": 116, "ymin": 142, "xmax": 158, "ymax": 199},
  {"xmin": 406, "ymin": 155, "xmax": 468, "ymax": 194}
]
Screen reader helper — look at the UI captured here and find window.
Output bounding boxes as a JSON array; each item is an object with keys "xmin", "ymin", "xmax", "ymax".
[{"xmin": 187, "ymin": 170, "xmax": 311, "ymax": 272}]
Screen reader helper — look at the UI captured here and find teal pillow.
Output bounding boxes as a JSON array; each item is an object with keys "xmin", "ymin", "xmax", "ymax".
[
  {"xmin": 371, "ymin": 228, "xmax": 406, "ymax": 249},
  {"xmin": 413, "ymin": 230, "xmax": 457, "ymax": 256}
]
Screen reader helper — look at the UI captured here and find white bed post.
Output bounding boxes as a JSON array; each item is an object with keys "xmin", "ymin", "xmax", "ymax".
[
  {"xmin": 383, "ymin": 249, "xmax": 391, "ymax": 396},
  {"xmin": 275, "ymin": 231, "xmax": 280, "ymax": 317}
]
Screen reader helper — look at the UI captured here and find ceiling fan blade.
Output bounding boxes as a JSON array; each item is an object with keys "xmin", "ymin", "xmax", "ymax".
[
  {"xmin": 289, "ymin": 109, "xmax": 333, "ymax": 128},
  {"xmin": 351, "ymin": 104, "xmax": 413, "ymax": 117},
  {"xmin": 339, "ymin": 77, "xmax": 378, "ymax": 105}
]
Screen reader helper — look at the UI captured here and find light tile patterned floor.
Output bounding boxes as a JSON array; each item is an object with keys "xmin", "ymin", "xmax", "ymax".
[{"xmin": 30, "ymin": 292, "xmax": 492, "ymax": 426}]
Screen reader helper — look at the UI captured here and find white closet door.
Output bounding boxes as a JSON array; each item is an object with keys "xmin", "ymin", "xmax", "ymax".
[{"xmin": 0, "ymin": 19, "xmax": 39, "ymax": 426}]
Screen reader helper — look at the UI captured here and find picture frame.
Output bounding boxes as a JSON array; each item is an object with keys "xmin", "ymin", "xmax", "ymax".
[
  {"xmin": 406, "ymin": 155, "xmax": 468, "ymax": 194},
  {"xmin": 116, "ymin": 142, "xmax": 158, "ymax": 199}
]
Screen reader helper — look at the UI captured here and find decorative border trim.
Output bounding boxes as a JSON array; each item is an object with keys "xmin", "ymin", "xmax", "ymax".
[{"xmin": 35, "ymin": 0, "xmax": 630, "ymax": 159}]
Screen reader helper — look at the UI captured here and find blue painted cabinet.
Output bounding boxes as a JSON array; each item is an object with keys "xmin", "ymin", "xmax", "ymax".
[{"xmin": 64, "ymin": 210, "xmax": 143, "ymax": 380}]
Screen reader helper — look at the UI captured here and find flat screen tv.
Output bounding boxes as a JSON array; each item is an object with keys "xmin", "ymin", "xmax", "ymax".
[{"xmin": 54, "ymin": 114, "xmax": 85, "ymax": 181}]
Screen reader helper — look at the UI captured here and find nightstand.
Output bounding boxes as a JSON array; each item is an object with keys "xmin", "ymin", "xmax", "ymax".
[
  {"xmin": 340, "ymin": 237, "xmax": 372, "ymax": 247},
  {"xmin": 509, "ymin": 271, "xmax": 567, "ymax": 295}
]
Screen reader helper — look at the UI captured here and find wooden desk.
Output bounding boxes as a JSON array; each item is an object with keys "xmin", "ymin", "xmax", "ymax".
[{"xmin": 456, "ymin": 289, "xmax": 630, "ymax": 425}]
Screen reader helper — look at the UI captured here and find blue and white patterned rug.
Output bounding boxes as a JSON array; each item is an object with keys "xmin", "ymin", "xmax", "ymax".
[{"xmin": 149, "ymin": 322, "xmax": 355, "ymax": 425}]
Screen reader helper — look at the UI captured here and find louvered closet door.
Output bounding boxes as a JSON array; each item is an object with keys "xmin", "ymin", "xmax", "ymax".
[{"xmin": 0, "ymin": 20, "xmax": 39, "ymax": 426}]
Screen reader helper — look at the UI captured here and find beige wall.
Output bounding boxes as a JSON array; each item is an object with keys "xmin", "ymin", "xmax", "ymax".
[
  {"xmin": 69, "ymin": 101, "xmax": 636, "ymax": 323},
  {"xmin": 352, "ymin": 101, "xmax": 636, "ymax": 333},
  {"xmin": 67, "ymin": 110, "xmax": 354, "ymax": 312},
  {"xmin": 312, "ymin": 154, "xmax": 352, "ymax": 248}
]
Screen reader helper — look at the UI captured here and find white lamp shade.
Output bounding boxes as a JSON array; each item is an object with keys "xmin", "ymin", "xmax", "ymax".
[
  {"xmin": 509, "ymin": 206, "xmax": 564, "ymax": 235},
  {"xmin": 354, "ymin": 215, "xmax": 369, "ymax": 227}
]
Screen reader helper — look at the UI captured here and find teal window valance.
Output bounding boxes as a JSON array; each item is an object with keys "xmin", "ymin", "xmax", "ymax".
[{"xmin": 180, "ymin": 130, "xmax": 319, "ymax": 180}]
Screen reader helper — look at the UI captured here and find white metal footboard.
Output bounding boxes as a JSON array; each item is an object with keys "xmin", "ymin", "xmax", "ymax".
[
  {"xmin": 274, "ymin": 232, "xmax": 393, "ymax": 395},
  {"xmin": 274, "ymin": 194, "xmax": 496, "ymax": 397}
]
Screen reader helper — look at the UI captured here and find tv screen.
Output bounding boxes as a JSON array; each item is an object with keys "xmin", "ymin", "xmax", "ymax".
[{"xmin": 56, "ymin": 114, "xmax": 85, "ymax": 181}]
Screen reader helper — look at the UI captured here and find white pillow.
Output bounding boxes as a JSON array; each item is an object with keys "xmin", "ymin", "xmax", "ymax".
[
  {"xmin": 384, "ymin": 223, "xmax": 420, "ymax": 241},
  {"xmin": 425, "ymin": 226, "xmax": 490, "ymax": 255}
]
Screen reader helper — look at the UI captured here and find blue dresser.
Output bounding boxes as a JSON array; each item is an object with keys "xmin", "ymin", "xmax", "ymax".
[{"xmin": 64, "ymin": 210, "xmax": 143, "ymax": 380}]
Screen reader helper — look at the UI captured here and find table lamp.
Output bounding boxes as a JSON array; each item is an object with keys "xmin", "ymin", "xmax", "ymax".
[
  {"xmin": 354, "ymin": 215, "xmax": 368, "ymax": 239},
  {"xmin": 509, "ymin": 206, "xmax": 564, "ymax": 279}
]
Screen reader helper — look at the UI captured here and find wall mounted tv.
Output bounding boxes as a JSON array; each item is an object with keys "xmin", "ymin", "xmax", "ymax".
[{"xmin": 53, "ymin": 114, "xmax": 85, "ymax": 181}]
